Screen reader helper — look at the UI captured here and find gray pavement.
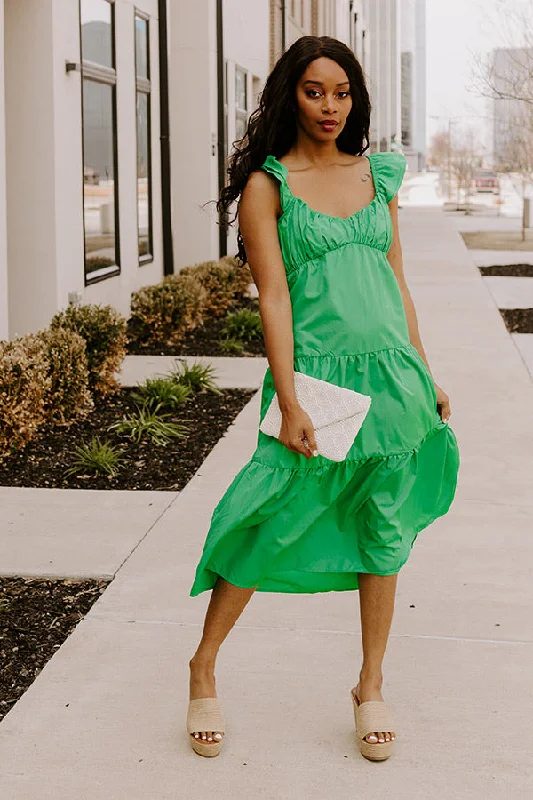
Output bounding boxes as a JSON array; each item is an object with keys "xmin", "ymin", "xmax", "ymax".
[
  {"xmin": 0, "ymin": 208, "xmax": 532, "ymax": 798},
  {"xmin": 469, "ymin": 248, "xmax": 533, "ymax": 266},
  {"xmin": 119, "ymin": 354, "xmax": 267, "ymax": 389}
]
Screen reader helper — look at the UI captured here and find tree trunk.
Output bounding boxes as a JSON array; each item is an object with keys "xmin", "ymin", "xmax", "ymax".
[{"xmin": 522, "ymin": 181, "xmax": 527, "ymax": 242}]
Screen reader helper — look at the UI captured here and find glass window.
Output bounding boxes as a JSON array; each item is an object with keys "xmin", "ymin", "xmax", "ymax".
[
  {"xmin": 81, "ymin": 0, "xmax": 119, "ymax": 280},
  {"xmin": 224, "ymin": 59, "xmax": 229, "ymax": 160},
  {"xmin": 81, "ymin": 0, "xmax": 113, "ymax": 68},
  {"xmin": 135, "ymin": 13, "xmax": 153, "ymax": 262},
  {"xmin": 136, "ymin": 92, "xmax": 152, "ymax": 260},
  {"xmin": 235, "ymin": 66, "xmax": 248, "ymax": 143},
  {"xmin": 135, "ymin": 15, "xmax": 149, "ymax": 80}
]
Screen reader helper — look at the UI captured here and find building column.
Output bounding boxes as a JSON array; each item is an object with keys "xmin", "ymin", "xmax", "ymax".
[
  {"xmin": 4, "ymin": 0, "xmax": 84, "ymax": 337},
  {"xmin": 414, "ymin": 0, "xmax": 426, "ymax": 168},
  {"xmin": 368, "ymin": 0, "xmax": 381, "ymax": 151},
  {"xmin": 378, "ymin": 0, "xmax": 391, "ymax": 150},
  {"xmin": 390, "ymin": 0, "xmax": 402, "ymax": 147},
  {"xmin": 168, "ymin": 0, "xmax": 220, "ymax": 270},
  {"xmin": 0, "ymin": 0, "xmax": 8, "ymax": 339}
]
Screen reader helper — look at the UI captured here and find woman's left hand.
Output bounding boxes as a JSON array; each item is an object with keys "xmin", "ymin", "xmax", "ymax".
[{"xmin": 434, "ymin": 383, "xmax": 451, "ymax": 423}]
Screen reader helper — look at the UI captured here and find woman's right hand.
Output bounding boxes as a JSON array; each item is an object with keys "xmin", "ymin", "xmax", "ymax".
[{"xmin": 278, "ymin": 404, "xmax": 318, "ymax": 459}]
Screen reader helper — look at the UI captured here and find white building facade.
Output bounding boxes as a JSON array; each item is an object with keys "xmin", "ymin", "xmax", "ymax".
[{"xmin": 0, "ymin": 0, "xmax": 426, "ymax": 341}]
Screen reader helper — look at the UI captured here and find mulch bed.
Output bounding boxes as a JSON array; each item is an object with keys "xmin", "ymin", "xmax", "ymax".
[
  {"xmin": 499, "ymin": 308, "xmax": 533, "ymax": 334},
  {"xmin": 126, "ymin": 297, "xmax": 267, "ymax": 357},
  {"xmin": 477, "ymin": 265, "xmax": 533, "ymax": 332},
  {"xmin": 0, "ymin": 577, "xmax": 110, "ymax": 722},
  {"xmin": 0, "ymin": 387, "xmax": 255, "ymax": 491},
  {"xmin": 479, "ymin": 264, "xmax": 533, "ymax": 277}
]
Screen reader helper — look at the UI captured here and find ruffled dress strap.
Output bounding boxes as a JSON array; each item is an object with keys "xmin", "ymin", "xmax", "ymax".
[
  {"xmin": 369, "ymin": 151, "xmax": 407, "ymax": 203},
  {"xmin": 260, "ymin": 154, "xmax": 294, "ymax": 215}
]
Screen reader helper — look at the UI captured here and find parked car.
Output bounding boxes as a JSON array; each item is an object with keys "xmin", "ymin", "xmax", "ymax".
[{"xmin": 472, "ymin": 169, "xmax": 499, "ymax": 194}]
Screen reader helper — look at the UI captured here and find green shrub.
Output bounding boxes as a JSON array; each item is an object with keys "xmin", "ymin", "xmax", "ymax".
[
  {"xmin": 218, "ymin": 337, "xmax": 245, "ymax": 355},
  {"xmin": 177, "ymin": 259, "xmax": 249, "ymax": 317},
  {"xmin": 109, "ymin": 403, "xmax": 189, "ymax": 445},
  {"xmin": 0, "ymin": 334, "xmax": 51, "ymax": 456},
  {"xmin": 51, "ymin": 304, "xmax": 127, "ymax": 396},
  {"xmin": 222, "ymin": 308, "xmax": 262, "ymax": 342},
  {"xmin": 38, "ymin": 327, "xmax": 94, "ymax": 426},
  {"xmin": 218, "ymin": 255, "xmax": 254, "ymax": 296},
  {"xmin": 130, "ymin": 275, "xmax": 207, "ymax": 346},
  {"xmin": 169, "ymin": 358, "xmax": 222, "ymax": 395},
  {"xmin": 131, "ymin": 376, "xmax": 192, "ymax": 411},
  {"xmin": 64, "ymin": 436, "xmax": 123, "ymax": 477}
]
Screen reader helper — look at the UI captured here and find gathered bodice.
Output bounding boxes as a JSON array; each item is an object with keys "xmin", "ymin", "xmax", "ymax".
[{"xmin": 260, "ymin": 151, "xmax": 410, "ymax": 357}]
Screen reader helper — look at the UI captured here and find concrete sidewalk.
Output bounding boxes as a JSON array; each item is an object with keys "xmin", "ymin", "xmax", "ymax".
[{"xmin": 1, "ymin": 209, "xmax": 532, "ymax": 798}]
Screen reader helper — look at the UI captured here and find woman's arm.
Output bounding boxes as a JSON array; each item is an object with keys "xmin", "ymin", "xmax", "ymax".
[
  {"xmin": 238, "ymin": 170, "xmax": 318, "ymax": 457},
  {"xmin": 386, "ymin": 196, "xmax": 451, "ymax": 423}
]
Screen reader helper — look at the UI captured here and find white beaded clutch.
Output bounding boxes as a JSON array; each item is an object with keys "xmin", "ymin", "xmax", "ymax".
[{"xmin": 259, "ymin": 371, "xmax": 372, "ymax": 462}]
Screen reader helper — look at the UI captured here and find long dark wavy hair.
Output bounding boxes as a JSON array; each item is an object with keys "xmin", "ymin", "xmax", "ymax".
[{"xmin": 217, "ymin": 36, "xmax": 371, "ymax": 265}]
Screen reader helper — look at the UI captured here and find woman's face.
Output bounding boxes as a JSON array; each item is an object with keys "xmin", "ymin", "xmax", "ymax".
[{"xmin": 295, "ymin": 56, "xmax": 353, "ymax": 141}]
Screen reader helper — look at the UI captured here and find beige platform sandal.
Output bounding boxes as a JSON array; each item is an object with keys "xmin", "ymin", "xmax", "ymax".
[
  {"xmin": 187, "ymin": 697, "xmax": 226, "ymax": 757},
  {"xmin": 351, "ymin": 688, "xmax": 396, "ymax": 761}
]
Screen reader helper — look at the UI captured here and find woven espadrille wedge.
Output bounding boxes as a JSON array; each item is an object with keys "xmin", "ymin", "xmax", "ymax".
[
  {"xmin": 187, "ymin": 697, "xmax": 226, "ymax": 757},
  {"xmin": 351, "ymin": 688, "xmax": 395, "ymax": 761}
]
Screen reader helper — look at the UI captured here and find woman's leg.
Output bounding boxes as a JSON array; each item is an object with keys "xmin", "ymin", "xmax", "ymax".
[
  {"xmin": 352, "ymin": 572, "xmax": 398, "ymax": 745},
  {"xmin": 189, "ymin": 576, "xmax": 257, "ymax": 744}
]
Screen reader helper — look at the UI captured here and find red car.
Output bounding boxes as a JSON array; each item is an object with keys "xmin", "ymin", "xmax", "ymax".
[{"xmin": 473, "ymin": 170, "xmax": 499, "ymax": 193}]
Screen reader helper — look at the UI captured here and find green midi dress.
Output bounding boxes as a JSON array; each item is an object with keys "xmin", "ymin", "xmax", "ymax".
[{"xmin": 189, "ymin": 151, "xmax": 460, "ymax": 596}]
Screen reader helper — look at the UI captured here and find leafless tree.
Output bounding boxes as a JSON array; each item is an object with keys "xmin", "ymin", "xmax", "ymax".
[
  {"xmin": 497, "ymin": 105, "xmax": 533, "ymax": 239},
  {"xmin": 471, "ymin": 0, "xmax": 533, "ymax": 234},
  {"xmin": 472, "ymin": 0, "xmax": 533, "ymax": 106},
  {"xmin": 427, "ymin": 130, "xmax": 450, "ymax": 170},
  {"xmin": 450, "ymin": 128, "xmax": 482, "ymax": 214}
]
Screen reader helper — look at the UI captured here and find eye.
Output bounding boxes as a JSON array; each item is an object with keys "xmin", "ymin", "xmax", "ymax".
[
  {"xmin": 306, "ymin": 89, "xmax": 322, "ymax": 98},
  {"xmin": 338, "ymin": 91, "xmax": 351, "ymax": 98}
]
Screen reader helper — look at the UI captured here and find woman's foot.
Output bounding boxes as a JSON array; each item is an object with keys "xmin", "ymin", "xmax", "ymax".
[
  {"xmin": 189, "ymin": 657, "xmax": 224, "ymax": 746},
  {"xmin": 351, "ymin": 676, "xmax": 396, "ymax": 745}
]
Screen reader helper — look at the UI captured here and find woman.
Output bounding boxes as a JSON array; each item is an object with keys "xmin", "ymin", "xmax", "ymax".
[{"xmin": 187, "ymin": 36, "xmax": 460, "ymax": 761}]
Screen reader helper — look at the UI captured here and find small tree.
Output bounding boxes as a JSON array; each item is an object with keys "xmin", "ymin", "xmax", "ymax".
[
  {"xmin": 471, "ymin": 0, "xmax": 533, "ymax": 234},
  {"xmin": 427, "ymin": 130, "xmax": 450, "ymax": 170},
  {"xmin": 497, "ymin": 105, "xmax": 533, "ymax": 240},
  {"xmin": 450, "ymin": 127, "xmax": 483, "ymax": 214},
  {"xmin": 472, "ymin": 1, "xmax": 533, "ymax": 107}
]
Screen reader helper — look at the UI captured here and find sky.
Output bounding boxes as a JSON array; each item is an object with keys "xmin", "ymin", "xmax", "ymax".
[{"xmin": 425, "ymin": 0, "xmax": 532, "ymax": 150}]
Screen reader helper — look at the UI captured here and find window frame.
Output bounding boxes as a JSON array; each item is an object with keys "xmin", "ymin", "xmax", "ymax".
[
  {"xmin": 134, "ymin": 8, "xmax": 154, "ymax": 265},
  {"xmin": 79, "ymin": 0, "xmax": 121, "ymax": 285}
]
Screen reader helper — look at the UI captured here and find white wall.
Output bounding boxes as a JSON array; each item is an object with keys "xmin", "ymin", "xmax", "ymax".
[
  {"xmin": 367, "ymin": 0, "xmax": 404, "ymax": 152},
  {"xmin": 368, "ymin": 0, "xmax": 381, "ymax": 149},
  {"xmin": 168, "ymin": 0, "xmax": 219, "ymax": 270},
  {"xmin": 414, "ymin": 0, "xmax": 426, "ymax": 162},
  {"xmin": 390, "ymin": 0, "xmax": 401, "ymax": 146},
  {"xmin": 223, "ymin": 0, "xmax": 270, "ymax": 257},
  {"xmin": 168, "ymin": 0, "xmax": 270, "ymax": 270},
  {"xmin": 335, "ymin": 0, "xmax": 350, "ymax": 45},
  {"xmin": 4, "ymin": 0, "xmax": 163, "ymax": 337},
  {"xmin": 401, "ymin": 0, "xmax": 426, "ymax": 167},
  {"xmin": 0, "ymin": 0, "xmax": 8, "ymax": 340},
  {"xmin": 5, "ymin": 0, "xmax": 59, "ymax": 337}
]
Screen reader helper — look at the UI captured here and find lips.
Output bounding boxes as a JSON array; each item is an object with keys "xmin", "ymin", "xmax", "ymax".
[{"xmin": 319, "ymin": 121, "xmax": 338, "ymax": 130}]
